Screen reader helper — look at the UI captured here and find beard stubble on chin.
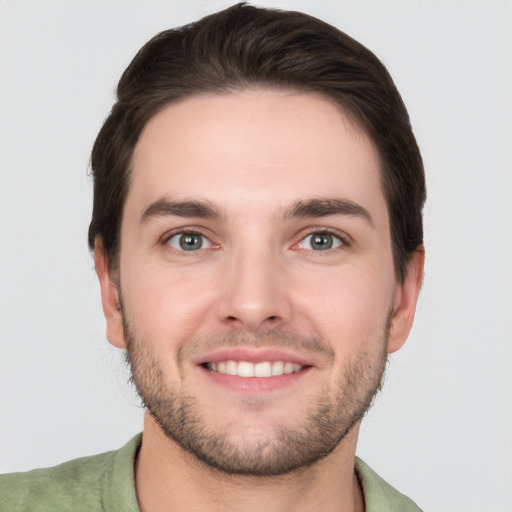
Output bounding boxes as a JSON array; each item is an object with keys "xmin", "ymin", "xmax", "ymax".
[{"xmin": 121, "ymin": 304, "xmax": 390, "ymax": 477}]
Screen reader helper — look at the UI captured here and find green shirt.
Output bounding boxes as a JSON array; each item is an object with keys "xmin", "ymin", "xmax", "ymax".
[{"xmin": 0, "ymin": 434, "xmax": 422, "ymax": 511}]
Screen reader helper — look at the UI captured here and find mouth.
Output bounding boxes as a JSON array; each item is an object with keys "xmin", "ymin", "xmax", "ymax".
[
  {"xmin": 204, "ymin": 360, "xmax": 304, "ymax": 377},
  {"xmin": 195, "ymin": 348, "xmax": 314, "ymax": 392}
]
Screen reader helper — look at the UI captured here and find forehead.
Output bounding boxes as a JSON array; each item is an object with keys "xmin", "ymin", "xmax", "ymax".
[{"xmin": 128, "ymin": 89, "xmax": 386, "ymax": 224}]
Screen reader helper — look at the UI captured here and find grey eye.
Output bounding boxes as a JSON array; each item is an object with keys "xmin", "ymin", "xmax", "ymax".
[
  {"xmin": 168, "ymin": 233, "xmax": 211, "ymax": 251},
  {"xmin": 300, "ymin": 233, "xmax": 342, "ymax": 251}
]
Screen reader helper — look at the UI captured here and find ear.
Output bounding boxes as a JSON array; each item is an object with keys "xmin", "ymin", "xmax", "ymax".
[
  {"xmin": 387, "ymin": 247, "xmax": 425, "ymax": 354},
  {"xmin": 94, "ymin": 238, "xmax": 126, "ymax": 349}
]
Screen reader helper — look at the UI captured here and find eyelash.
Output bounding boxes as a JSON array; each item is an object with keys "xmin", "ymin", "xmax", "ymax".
[
  {"xmin": 161, "ymin": 227, "xmax": 350, "ymax": 253},
  {"xmin": 295, "ymin": 228, "xmax": 350, "ymax": 251},
  {"xmin": 163, "ymin": 229, "xmax": 216, "ymax": 253}
]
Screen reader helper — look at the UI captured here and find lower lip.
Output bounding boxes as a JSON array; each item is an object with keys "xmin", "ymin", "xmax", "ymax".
[{"xmin": 198, "ymin": 365, "xmax": 312, "ymax": 392}]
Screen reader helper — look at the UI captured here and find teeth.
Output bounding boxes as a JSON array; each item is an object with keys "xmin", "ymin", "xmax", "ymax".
[
  {"xmin": 271, "ymin": 361, "xmax": 283, "ymax": 375},
  {"xmin": 226, "ymin": 360, "xmax": 238, "ymax": 376},
  {"xmin": 255, "ymin": 362, "xmax": 272, "ymax": 377},
  {"xmin": 207, "ymin": 360, "xmax": 303, "ymax": 377},
  {"xmin": 237, "ymin": 361, "xmax": 254, "ymax": 377}
]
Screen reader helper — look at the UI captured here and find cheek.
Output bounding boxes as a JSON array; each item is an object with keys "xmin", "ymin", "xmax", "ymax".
[
  {"xmin": 294, "ymin": 264, "xmax": 394, "ymax": 347},
  {"xmin": 120, "ymin": 260, "xmax": 217, "ymax": 341}
]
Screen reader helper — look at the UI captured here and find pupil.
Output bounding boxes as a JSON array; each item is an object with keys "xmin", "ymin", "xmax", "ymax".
[
  {"xmin": 312, "ymin": 234, "xmax": 332, "ymax": 250},
  {"xmin": 180, "ymin": 234, "xmax": 202, "ymax": 250}
]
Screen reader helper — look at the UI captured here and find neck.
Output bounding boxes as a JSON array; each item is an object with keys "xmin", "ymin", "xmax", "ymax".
[{"xmin": 135, "ymin": 414, "xmax": 364, "ymax": 512}]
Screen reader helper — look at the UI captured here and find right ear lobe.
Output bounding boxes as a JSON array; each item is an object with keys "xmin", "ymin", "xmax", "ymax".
[{"xmin": 94, "ymin": 239, "xmax": 126, "ymax": 349}]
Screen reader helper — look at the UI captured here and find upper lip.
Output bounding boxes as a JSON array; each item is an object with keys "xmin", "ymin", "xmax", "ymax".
[{"xmin": 193, "ymin": 347, "xmax": 314, "ymax": 367}]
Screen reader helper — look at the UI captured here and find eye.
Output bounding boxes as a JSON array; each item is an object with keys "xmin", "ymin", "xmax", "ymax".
[
  {"xmin": 167, "ymin": 232, "xmax": 212, "ymax": 251},
  {"xmin": 298, "ymin": 232, "xmax": 344, "ymax": 251}
]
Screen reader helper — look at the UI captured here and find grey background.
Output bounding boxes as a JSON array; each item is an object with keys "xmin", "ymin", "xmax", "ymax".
[{"xmin": 1, "ymin": 1, "xmax": 511, "ymax": 510}]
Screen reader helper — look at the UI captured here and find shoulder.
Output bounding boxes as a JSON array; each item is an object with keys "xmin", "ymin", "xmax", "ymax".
[
  {"xmin": 0, "ymin": 450, "xmax": 114, "ymax": 511},
  {"xmin": 355, "ymin": 457, "xmax": 423, "ymax": 512},
  {"xmin": 0, "ymin": 434, "xmax": 141, "ymax": 512}
]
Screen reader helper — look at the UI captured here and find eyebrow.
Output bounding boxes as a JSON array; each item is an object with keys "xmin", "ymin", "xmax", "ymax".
[
  {"xmin": 140, "ymin": 197, "xmax": 373, "ymax": 226},
  {"xmin": 140, "ymin": 199, "xmax": 224, "ymax": 224},
  {"xmin": 282, "ymin": 198, "xmax": 374, "ymax": 226}
]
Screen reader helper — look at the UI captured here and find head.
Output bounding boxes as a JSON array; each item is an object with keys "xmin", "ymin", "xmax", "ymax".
[
  {"xmin": 91, "ymin": 4, "xmax": 425, "ymax": 476},
  {"xmin": 88, "ymin": 3, "xmax": 425, "ymax": 283}
]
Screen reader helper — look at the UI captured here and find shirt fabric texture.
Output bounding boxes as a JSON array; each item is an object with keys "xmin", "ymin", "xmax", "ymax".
[{"xmin": 0, "ymin": 434, "xmax": 422, "ymax": 511}]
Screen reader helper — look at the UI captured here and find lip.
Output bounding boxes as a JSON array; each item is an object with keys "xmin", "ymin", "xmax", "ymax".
[
  {"xmin": 198, "ymin": 364, "xmax": 312, "ymax": 392},
  {"xmin": 193, "ymin": 347, "xmax": 314, "ymax": 367}
]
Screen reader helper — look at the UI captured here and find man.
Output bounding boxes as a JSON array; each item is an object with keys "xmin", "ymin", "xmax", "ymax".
[{"xmin": 0, "ymin": 4, "xmax": 425, "ymax": 511}]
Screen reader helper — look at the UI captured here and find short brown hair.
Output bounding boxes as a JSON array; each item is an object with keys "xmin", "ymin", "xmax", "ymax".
[{"xmin": 88, "ymin": 3, "xmax": 425, "ymax": 282}]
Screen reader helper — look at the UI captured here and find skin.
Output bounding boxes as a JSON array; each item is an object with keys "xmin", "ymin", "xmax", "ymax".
[{"xmin": 95, "ymin": 89, "xmax": 424, "ymax": 512}]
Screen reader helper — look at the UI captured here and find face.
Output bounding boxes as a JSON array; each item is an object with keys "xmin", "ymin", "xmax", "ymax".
[{"xmin": 97, "ymin": 89, "xmax": 422, "ymax": 476}]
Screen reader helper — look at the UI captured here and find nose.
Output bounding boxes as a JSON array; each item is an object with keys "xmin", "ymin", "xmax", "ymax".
[{"xmin": 216, "ymin": 245, "xmax": 293, "ymax": 332}]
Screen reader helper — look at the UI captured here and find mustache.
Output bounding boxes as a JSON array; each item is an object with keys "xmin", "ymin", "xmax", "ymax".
[
  {"xmin": 119, "ymin": 296, "xmax": 336, "ymax": 364},
  {"xmin": 181, "ymin": 328, "xmax": 335, "ymax": 361}
]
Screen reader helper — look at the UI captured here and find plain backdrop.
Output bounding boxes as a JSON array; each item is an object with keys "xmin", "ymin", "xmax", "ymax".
[{"xmin": 1, "ymin": 1, "xmax": 511, "ymax": 510}]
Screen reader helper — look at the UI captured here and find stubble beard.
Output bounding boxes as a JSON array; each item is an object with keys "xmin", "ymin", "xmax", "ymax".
[{"xmin": 122, "ymin": 308, "xmax": 389, "ymax": 477}]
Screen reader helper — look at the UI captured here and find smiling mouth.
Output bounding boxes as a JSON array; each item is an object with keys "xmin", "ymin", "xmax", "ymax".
[{"xmin": 205, "ymin": 360, "xmax": 305, "ymax": 378}]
